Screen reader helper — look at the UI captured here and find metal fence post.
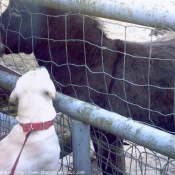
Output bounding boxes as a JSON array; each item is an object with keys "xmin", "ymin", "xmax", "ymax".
[{"xmin": 71, "ymin": 119, "xmax": 91, "ymax": 175}]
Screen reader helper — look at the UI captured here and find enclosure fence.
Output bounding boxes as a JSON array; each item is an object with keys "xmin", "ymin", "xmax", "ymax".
[{"xmin": 1, "ymin": 0, "xmax": 175, "ymax": 175}]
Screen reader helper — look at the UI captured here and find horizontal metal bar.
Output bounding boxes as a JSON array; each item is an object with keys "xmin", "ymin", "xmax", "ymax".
[
  {"xmin": 1, "ymin": 70, "xmax": 175, "ymax": 159},
  {"xmin": 54, "ymin": 92, "xmax": 175, "ymax": 159},
  {"xmin": 22, "ymin": 0, "xmax": 175, "ymax": 30},
  {"xmin": 0, "ymin": 70, "xmax": 19, "ymax": 91}
]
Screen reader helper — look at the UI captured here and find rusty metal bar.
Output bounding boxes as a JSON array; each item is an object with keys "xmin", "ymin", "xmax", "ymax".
[
  {"xmin": 54, "ymin": 92, "xmax": 175, "ymax": 160},
  {"xmin": 22, "ymin": 0, "xmax": 175, "ymax": 30}
]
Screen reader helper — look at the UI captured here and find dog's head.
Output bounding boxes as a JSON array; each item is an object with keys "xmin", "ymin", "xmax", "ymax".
[{"xmin": 9, "ymin": 67, "xmax": 56, "ymax": 105}]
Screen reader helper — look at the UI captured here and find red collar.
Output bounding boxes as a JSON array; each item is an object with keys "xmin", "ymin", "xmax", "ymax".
[{"xmin": 20, "ymin": 120, "xmax": 54, "ymax": 132}]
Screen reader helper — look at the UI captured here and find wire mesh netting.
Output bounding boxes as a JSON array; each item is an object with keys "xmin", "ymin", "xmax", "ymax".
[{"xmin": 1, "ymin": 0, "xmax": 175, "ymax": 174}]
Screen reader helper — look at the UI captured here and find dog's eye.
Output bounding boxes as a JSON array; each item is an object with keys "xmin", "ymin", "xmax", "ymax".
[
  {"xmin": 44, "ymin": 91, "xmax": 50, "ymax": 97},
  {"xmin": 44, "ymin": 91, "xmax": 55, "ymax": 99},
  {"xmin": 45, "ymin": 91, "xmax": 49, "ymax": 95}
]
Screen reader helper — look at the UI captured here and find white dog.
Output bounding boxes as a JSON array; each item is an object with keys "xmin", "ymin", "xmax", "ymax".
[{"xmin": 0, "ymin": 67, "xmax": 61, "ymax": 174}]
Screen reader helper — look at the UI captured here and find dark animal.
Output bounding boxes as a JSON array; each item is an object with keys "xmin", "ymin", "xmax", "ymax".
[{"xmin": 1, "ymin": 0, "xmax": 175, "ymax": 174}]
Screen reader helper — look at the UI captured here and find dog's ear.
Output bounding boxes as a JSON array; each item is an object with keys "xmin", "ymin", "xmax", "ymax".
[{"xmin": 9, "ymin": 89, "xmax": 18, "ymax": 104}]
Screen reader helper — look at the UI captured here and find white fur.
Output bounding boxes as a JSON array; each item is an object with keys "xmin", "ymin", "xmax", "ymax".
[{"xmin": 0, "ymin": 67, "xmax": 61, "ymax": 174}]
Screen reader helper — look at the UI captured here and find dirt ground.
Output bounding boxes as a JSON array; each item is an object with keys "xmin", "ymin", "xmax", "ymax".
[{"xmin": 1, "ymin": 0, "xmax": 175, "ymax": 174}]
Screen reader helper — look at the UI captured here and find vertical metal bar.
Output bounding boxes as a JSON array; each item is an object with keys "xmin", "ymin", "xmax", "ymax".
[{"xmin": 71, "ymin": 119, "xmax": 91, "ymax": 175}]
